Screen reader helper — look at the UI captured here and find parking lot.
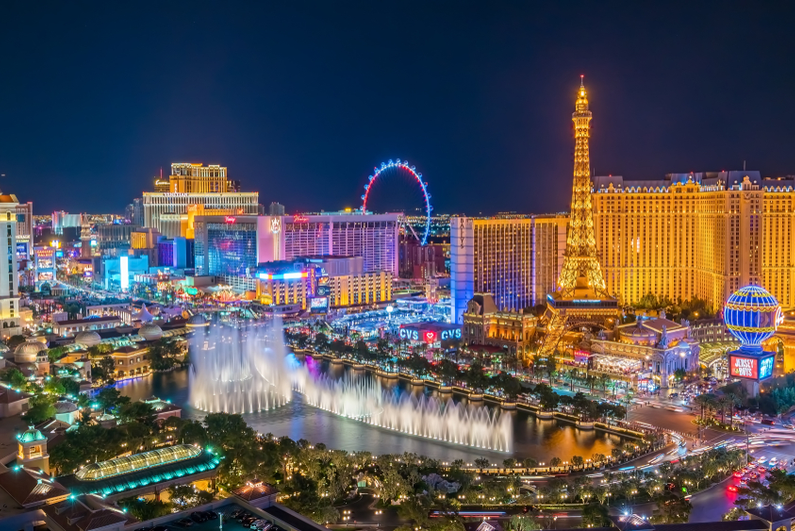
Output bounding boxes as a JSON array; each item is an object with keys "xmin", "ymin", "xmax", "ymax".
[{"xmin": 136, "ymin": 504, "xmax": 282, "ymax": 531}]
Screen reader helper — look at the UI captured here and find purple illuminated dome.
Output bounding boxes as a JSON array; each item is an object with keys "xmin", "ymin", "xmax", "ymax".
[{"xmin": 723, "ymin": 285, "xmax": 783, "ymax": 351}]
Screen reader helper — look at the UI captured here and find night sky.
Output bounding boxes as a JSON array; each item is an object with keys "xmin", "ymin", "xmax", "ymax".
[{"xmin": 2, "ymin": 2, "xmax": 795, "ymax": 216}]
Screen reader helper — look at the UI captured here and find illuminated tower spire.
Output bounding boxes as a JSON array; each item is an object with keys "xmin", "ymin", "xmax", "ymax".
[{"xmin": 557, "ymin": 76, "xmax": 607, "ymax": 295}]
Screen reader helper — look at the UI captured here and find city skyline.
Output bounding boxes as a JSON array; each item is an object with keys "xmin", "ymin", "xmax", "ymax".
[{"xmin": 2, "ymin": 3, "xmax": 795, "ymax": 215}]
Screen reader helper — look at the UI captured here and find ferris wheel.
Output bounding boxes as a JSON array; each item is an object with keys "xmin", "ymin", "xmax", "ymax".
[{"xmin": 361, "ymin": 159, "xmax": 432, "ymax": 245}]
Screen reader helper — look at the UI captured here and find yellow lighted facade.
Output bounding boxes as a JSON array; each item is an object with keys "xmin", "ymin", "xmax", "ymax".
[
  {"xmin": 257, "ymin": 271, "xmax": 392, "ymax": 309},
  {"xmin": 327, "ymin": 271, "xmax": 392, "ymax": 307},
  {"xmin": 463, "ymin": 294, "xmax": 538, "ymax": 358},
  {"xmin": 131, "ymin": 228, "xmax": 160, "ymax": 249},
  {"xmin": 592, "ymin": 172, "xmax": 766, "ymax": 309},
  {"xmin": 169, "ymin": 163, "xmax": 234, "ymax": 193},
  {"xmin": 257, "ymin": 278, "xmax": 308, "ymax": 308}
]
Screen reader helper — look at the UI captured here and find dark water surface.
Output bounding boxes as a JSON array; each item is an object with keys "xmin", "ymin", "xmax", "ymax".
[{"xmin": 117, "ymin": 366, "xmax": 624, "ymax": 463}]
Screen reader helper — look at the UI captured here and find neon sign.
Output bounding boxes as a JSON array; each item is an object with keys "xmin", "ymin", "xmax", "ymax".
[
  {"xmin": 440, "ymin": 329, "xmax": 462, "ymax": 340},
  {"xmin": 399, "ymin": 328, "xmax": 420, "ymax": 341},
  {"xmin": 258, "ymin": 271, "xmax": 308, "ymax": 281},
  {"xmin": 759, "ymin": 356, "xmax": 774, "ymax": 379},
  {"xmin": 224, "ymin": 216, "xmax": 236, "ymax": 224},
  {"xmin": 728, "ymin": 353, "xmax": 774, "ymax": 380},
  {"xmin": 399, "ymin": 328, "xmax": 461, "ymax": 342},
  {"xmin": 293, "ymin": 215, "xmax": 309, "ymax": 223}
]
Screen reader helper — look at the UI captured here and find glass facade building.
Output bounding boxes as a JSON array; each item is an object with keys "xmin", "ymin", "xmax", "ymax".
[{"xmin": 195, "ymin": 220, "xmax": 258, "ymax": 277}]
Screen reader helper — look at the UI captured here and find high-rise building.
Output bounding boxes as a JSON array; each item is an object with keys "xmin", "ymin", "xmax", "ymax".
[
  {"xmin": 142, "ymin": 163, "xmax": 258, "ymax": 238},
  {"xmin": 131, "ymin": 228, "xmax": 161, "ymax": 250},
  {"xmin": 95, "ymin": 223, "xmax": 134, "ymax": 250},
  {"xmin": 546, "ymin": 77, "xmax": 619, "ymax": 327},
  {"xmin": 269, "ymin": 202, "xmax": 285, "ymax": 216},
  {"xmin": 14, "ymin": 202, "xmax": 34, "ymax": 288},
  {"xmin": 168, "ymin": 163, "xmax": 235, "ymax": 193},
  {"xmin": 0, "ymin": 192, "xmax": 22, "ymax": 337},
  {"xmin": 592, "ymin": 171, "xmax": 769, "ymax": 309},
  {"xmin": 449, "ymin": 215, "xmax": 568, "ymax": 324},
  {"xmin": 282, "ymin": 213, "xmax": 399, "ymax": 276},
  {"xmin": 193, "ymin": 213, "xmax": 400, "ymax": 291}
]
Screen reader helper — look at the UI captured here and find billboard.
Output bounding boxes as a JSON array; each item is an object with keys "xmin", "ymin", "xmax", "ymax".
[
  {"xmin": 729, "ymin": 353, "xmax": 775, "ymax": 380},
  {"xmin": 310, "ymin": 297, "xmax": 329, "ymax": 313},
  {"xmin": 316, "ymin": 285, "xmax": 331, "ymax": 297},
  {"xmin": 16, "ymin": 242, "xmax": 28, "ymax": 259}
]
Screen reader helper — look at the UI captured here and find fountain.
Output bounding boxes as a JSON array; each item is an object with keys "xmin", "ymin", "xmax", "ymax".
[
  {"xmin": 189, "ymin": 318, "xmax": 513, "ymax": 452},
  {"xmin": 189, "ymin": 321, "xmax": 292, "ymax": 414},
  {"xmin": 293, "ymin": 372, "xmax": 513, "ymax": 452}
]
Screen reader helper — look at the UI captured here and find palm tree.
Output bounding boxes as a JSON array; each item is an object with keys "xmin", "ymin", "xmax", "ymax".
[
  {"xmin": 694, "ymin": 393, "xmax": 716, "ymax": 421},
  {"xmin": 717, "ymin": 395, "xmax": 732, "ymax": 425}
]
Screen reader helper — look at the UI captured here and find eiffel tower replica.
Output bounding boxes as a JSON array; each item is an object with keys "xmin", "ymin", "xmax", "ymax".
[{"xmin": 543, "ymin": 77, "xmax": 619, "ymax": 350}]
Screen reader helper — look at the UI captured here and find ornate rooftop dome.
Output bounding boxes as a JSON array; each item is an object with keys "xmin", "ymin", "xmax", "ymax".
[
  {"xmin": 74, "ymin": 330, "xmax": 102, "ymax": 348},
  {"xmin": 138, "ymin": 323, "xmax": 163, "ymax": 342},
  {"xmin": 14, "ymin": 340, "xmax": 47, "ymax": 364},
  {"xmin": 18, "ymin": 426, "xmax": 46, "ymax": 443},
  {"xmin": 75, "ymin": 444, "xmax": 201, "ymax": 481}
]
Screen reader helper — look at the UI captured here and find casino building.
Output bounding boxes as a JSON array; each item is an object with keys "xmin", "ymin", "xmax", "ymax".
[
  {"xmin": 193, "ymin": 212, "xmax": 400, "ymax": 292},
  {"xmin": 589, "ymin": 315, "xmax": 700, "ymax": 389},
  {"xmin": 462, "ymin": 293, "xmax": 539, "ymax": 360},
  {"xmin": 142, "ymin": 163, "xmax": 259, "ymax": 238}
]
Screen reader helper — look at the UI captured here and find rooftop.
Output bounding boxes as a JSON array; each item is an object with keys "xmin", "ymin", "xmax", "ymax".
[
  {"xmin": 0, "ymin": 467, "xmax": 69, "ymax": 508},
  {"xmin": 74, "ymin": 444, "xmax": 201, "ymax": 481}
]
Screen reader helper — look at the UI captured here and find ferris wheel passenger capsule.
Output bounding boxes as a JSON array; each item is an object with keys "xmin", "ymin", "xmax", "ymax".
[{"xmin": 361, "ymin": 194, "xmax": 366, "ymax": 200}]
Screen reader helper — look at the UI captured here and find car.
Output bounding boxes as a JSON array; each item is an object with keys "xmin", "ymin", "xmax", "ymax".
[
  {"xmin": 205, "ymin": 511, "xmax": 219, "ymax": 520},
  {"xmin": 739, "ymin": 480, "xmax": 747, "ymax": 486},
  {"xmin": 175, "ymin": 519, "xmax": 194, "ymax": 528},
  {"xmin": 190, "ymin": 512, "xmax": 207, "ymax": 523},
  {"xmin": 728, "ymin": 485, "xmax": 738, "ymax": 492},
  {"xmin": 733, "ymin": 471, "xmax": 743, "ymax": 478}
]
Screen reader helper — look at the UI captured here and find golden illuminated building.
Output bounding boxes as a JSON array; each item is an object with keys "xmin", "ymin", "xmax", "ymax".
[
  {"xmin": 463, "ymin": 293, "xmax": 538, "ymax": 358},
  {"xmin": 326, "ymin": 271, "xmax": 392, "ymax": 307},
  {"xmin": 142, "ymin": 163, "xmax": 258, "ymax": 238},
  {"xmin": 131, "ymin": 228, "xmax": 161, "ymax": 249},
  {"xmin": 168, "ymin": 163, "xmax": 236, "ymax": 193},
  {"xmin": 592, "ymin": 172, "xmax": 771, "ymax": 309}
]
